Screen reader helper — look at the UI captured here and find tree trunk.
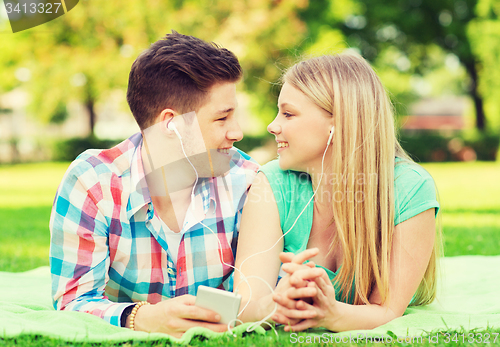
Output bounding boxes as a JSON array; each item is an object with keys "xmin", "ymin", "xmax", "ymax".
[
  {"xmin": 10, "ymin": 138, "xmax": 20, "ymax": 163},
  {"xmin": 85, "ymin": 93, "xmax": 96, "ymax": 137},
  {"xmin": 464, "ymin": 61, "xmax": 486, "ymax": 131}
]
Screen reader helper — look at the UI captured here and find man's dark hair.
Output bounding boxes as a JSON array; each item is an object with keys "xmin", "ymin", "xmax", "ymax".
[{"xmin": 127, "ymin": 31, "xmax": 242, "ymax": 129}]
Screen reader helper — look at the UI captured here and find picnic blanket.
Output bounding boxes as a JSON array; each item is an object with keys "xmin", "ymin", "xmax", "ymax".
[{"xmin": 1, "ymin": 256, "xmax": 499, "ymax": 344}]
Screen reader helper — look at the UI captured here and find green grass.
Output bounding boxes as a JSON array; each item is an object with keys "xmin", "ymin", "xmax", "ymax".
[
  {"xmin": 0, "ymin": 162, "xmax": 69, "ymax": 272},
  {"xmin": 2, "ymin": 328, "xmax": 500, "ymax": 347},
  {"xmin": 421, "ymin": 161, "xmax": 500, "ymax": 256},
  {"xmin": 1, "ymin": 161, "xmax": 499, "ymax": 346}
]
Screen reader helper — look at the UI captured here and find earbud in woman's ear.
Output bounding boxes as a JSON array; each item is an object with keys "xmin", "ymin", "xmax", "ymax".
[{"xmin": 327, "ymin": 126, "xmax": 335, "ymax": 145}]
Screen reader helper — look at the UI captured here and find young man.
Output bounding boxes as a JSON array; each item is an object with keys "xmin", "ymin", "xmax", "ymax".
[{"xmin": 49, "ymin": 31, "xmax": 259, "ymax": 338}]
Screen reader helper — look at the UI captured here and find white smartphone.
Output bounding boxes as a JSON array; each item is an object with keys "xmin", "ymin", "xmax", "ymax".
[{"xmin": 195, "ymin": 285, "xmax": 241, "ymax": 327}]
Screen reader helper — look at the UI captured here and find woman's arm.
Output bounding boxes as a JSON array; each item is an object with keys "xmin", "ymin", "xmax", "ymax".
[
  {"xmin": 274, "ymin": 208, "xmax": 436, "ymax": 331},
  {"xmin": 233, "ymin": 172, "xmax": 284, "ymax": 322}
]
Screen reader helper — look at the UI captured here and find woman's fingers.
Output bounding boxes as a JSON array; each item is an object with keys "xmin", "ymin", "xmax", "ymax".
[
  {"xmin": 291, "ymin": 248, "xmax": 319, "ymax": 264},
  {"xmin": 285, "ymin": 318, "xmax": 317, "ymax": 332},
  {"xmin": 283, "ymin": 285, "xmax": 318, "ymax": 300},
  {"xmin": 313, "ymin": 273, "xmax": 337, "ymax": 302},
  {"xmin": 295, "ymin": 299, "xmax": 316, "ymax": 311},
  {"xmin": 281, "ymin": 262, "xmax": 303, "ymax": 274},
  {"xmin": 281, "ymin": 262, "xmax": 315, "ymax": 277},
  {"xmin": 280, "ymin": 266, "xmax": 324, "ymax": 289},
  {"xmin": 281, "ymin": 261, "xmax": 316, "ymax": 274},
  {"xmin": 271, "ymin": 312, "xmax": 300, "ymax": 326},
  {"xmin": 306, "ymin": 261, "xmax": 316, "ymax": 268},
  {"xmin": 279, "ymin": 252, "xmax": 295, "ymax": 263},
  {"xmin": 273, "ymin": 295, "xmax": 317, "ymax": 320},
  {"xmin": 272, "ymin": 305, "xmax": 317, "ymax": 321},
  {"xmin": 288, "ymin": 267, "xmax": 324, "ymax": 286},
  {"xmin": 272, "ymin": 288, "xmax": 317, "ymax": 311},
  {"xmin": 272, "ymin": 293, "xmax": 296, "ymax": 309},
  {"xmin": 280, "ymin": 248, "xmax": 319, "ymax": 266},
  {"xmin": 282, "ymin": 300, "xmax": 325, "ymax": 332},
  {"xmin": 274, "ymin": 273, "xmax": 337, "ymax": 333}
]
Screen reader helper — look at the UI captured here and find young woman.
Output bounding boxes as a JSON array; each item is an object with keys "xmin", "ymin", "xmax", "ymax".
[{"xmin": 233, "ymin": 53, "xmax": 440, "ymax": 332}]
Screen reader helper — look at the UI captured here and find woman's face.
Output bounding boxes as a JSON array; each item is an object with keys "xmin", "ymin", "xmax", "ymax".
[{"xmin": 268, "ymin": 82, "xmax": 333, "ymax": 173}]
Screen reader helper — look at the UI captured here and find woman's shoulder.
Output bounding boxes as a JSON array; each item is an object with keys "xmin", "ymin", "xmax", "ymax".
[
  {"xmin": 260, "ymin": 159, "xmax": 282, "ymax": 175},
  {"xmin": 259, "ymin": 159, "xmax": 311, "ymax": 186},
  {"xmin": 394, "ymin": 157, "xmax": 434, "ymax": 183},
  {"xmin": 393, "ymin": 157, "xmax": 439, "ymax": 225}
]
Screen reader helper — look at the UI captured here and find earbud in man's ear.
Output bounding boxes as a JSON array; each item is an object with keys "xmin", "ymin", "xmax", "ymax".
[
  {"xmin": 327, "ymin": 126, "xmax": 335, "ymax": 145},
  {"xmin": 166, "ymin": 120, "xmax": 182, "ymax": 140}
]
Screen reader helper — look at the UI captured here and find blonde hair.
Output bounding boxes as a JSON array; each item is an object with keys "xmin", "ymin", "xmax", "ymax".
[{"xmin": 283, "ymin": 53, "xmax": 440, "ymax": 306}]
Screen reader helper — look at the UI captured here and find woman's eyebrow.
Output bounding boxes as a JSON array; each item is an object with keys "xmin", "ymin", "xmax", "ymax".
[{"xmin": 278, "ymin": 102, "xmax": 296, "ymax": 109}]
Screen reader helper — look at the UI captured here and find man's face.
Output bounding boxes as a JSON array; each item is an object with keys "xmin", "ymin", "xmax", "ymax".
[
  {"xmin": 141, "ymin": 81, "xmax": 243, "ymax": 198},
  {"xmin": 195, "ymin": 82, "xmax": 243, "ymax": 176}
]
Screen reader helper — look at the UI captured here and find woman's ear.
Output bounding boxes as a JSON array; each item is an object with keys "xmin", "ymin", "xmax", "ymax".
[{"xmin": 327, "ymin": 125, "xmax": 335, "ymax": 145}]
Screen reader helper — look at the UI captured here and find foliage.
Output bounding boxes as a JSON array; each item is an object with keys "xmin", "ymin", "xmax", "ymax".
[
  {"xmin": 52, "ymin": 136, "xmax": 120, "ymax": 162},
  {"xmin": 298, "ymin": 0, "xmax": 500, "ymax": 132},
  {"xmin": 399, "ymin": 132, "xmax": 499, "ymax": 162},
  {"xmin": 0, "ymin": 0, "xmax": 308, "ymax": 135},
  {"xmin": 2, "ymin": 0, "xmax": 500, "ymax": 157},
  {"xmin": 234, "ymin": 134, "xmax": 270, "ymax": 155},
  {"xmin": 468, "ymin": 1, "xmax": 500, "ymax": 131}
]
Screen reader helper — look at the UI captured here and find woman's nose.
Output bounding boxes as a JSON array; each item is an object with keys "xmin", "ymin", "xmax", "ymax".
[{"xmin": 267, "ymin": 118, "xmax": 281, "ymax": 135}]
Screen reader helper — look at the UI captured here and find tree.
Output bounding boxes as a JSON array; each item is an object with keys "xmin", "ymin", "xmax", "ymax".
[
  {"xmin": 468, "ymin": 0, "xmax": 500, "ymax": 131},
  {"xmin": 0, "ymin": 0, "xmax": 308, "ymax": 137},
  {"xmin": 299, "ymin": 0, "xmax": 490, "ymax": 131}
]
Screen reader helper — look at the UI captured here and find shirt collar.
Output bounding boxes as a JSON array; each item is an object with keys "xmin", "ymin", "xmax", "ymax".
[
  {"xmin": 126, "ymin": 132, "xmax": 218, "ymax": 223},
  {"xmin": 198, "ymin": 177, "xmax": 215, "ymax": 214},
  {"xmin": 127, "ymin": 133, "xmax": 152, "ymax": 220},
  {"xmin": 126, "ymin": 134, "xmax": 247, "ymax": 226}
]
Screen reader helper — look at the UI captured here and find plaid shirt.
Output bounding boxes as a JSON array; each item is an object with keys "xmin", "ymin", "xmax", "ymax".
[{"xmin": 49, "ymin": 133, "xmax": 259, "ymax": 327}]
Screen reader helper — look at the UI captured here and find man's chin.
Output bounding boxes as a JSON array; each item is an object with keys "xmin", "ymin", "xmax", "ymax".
[
  {"xmin": 196, "ymin": 165, "xmax": 231, "ymax": 178},
  {"xmin": 207, "ymin": 149, "xmax": 232, "ymax": 178}
]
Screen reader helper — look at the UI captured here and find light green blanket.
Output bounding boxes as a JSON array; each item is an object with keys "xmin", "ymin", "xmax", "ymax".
[
  {"xmin": 1, "ymin": 256, "xmax": 499, "ymax": 343},
  {"xmin": 330, "ymin": 255, "xmax": 500, "ymax": 341},
  {"xmin": 0, "ymin": 267, "xmax": 265, "ymax": 344}
]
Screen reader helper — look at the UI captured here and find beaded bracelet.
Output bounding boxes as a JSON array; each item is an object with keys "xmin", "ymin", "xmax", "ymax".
[{"xmin": 129, "ymin": 301, "xmax": 150, "ymax": 331}]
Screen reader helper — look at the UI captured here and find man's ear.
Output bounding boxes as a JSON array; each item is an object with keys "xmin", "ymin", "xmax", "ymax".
[{"xmin": 157, "ymin": 109, "xmax": 178, "ymax": 135}]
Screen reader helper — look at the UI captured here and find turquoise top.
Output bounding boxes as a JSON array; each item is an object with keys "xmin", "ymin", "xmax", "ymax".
[{"xmin": 259, "ymin": 157, "xmax": 440, "ymax": 303}]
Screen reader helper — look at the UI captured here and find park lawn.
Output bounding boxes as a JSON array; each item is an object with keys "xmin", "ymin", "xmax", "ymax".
[
  {"xmin": 0, "ymin": 162, "xmax": 69, "ymax": 272},
  {"xmin": 421, "ymin": 161, "xmax": 500, "ymax": 256},
  {"xmin": 0, "ymin": 161, "xmax": 499, "ymax": 346}
]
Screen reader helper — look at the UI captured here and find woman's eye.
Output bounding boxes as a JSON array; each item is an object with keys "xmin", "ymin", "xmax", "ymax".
[{"xmin": 283, "ymin": 112, "xmax": 293, "ymax": 118}]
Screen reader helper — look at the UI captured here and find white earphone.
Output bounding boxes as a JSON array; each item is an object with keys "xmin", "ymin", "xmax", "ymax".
[
  {"xmin": 165, "ymin": 118, "xmax": 197, "ymax": 209},
  {"xmin": 163, "ymin": 118, "xmax": 335, "ymax": 335},
  {"xmin": 327, "ymin": 125, "xmax": 335, "ymax": 145},
  {"xmin": 167, "ymin": 120, "xmax": 182, "ymax": 140}
]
